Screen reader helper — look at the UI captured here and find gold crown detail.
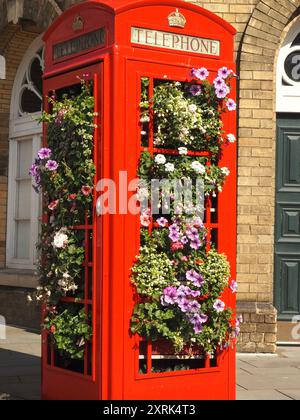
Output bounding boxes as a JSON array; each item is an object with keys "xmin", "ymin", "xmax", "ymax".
[
  {"xmin": 72, "ymin": 15, "xmax": 84, "ymax": 32},
  {"xmin": 168, "ymin": 9, "xmax": 186, "ymax": 28}
]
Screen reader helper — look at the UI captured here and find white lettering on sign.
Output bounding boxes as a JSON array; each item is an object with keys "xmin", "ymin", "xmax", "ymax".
[
  {"xmin": 131, "ymin": 27, "xmax": 220, "ymax": 57},
  {"xmin": 291, "ymin": 54, "xmax": 300, "ymax": 81}
]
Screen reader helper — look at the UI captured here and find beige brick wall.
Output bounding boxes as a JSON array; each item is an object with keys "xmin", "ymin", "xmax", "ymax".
[{"xmin": 190, "ymin": 0, "xmax": 300, "ymax": 306}]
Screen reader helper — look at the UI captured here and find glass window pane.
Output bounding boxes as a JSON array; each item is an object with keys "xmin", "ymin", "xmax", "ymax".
[
  {"xmin": 21, "ymin": 88, "xmax": 42, "ymax": 114},
  {"xmin": 15, "ymin": 220, "xmax": 30, "ymax": 259},
  {"xmin": 16, "ymin": 179, "xmax": 31, "ymax": 219},
  {"xmin": 30, "ymin": 57, "xmax": 43, "ymax": 94},
  {"xmin": 18, "ymin": 140, "xmax": 32, "ymax": 178}
]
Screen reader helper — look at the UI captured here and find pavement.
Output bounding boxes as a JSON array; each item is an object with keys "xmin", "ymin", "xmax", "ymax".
[{"xmin": 0, "ymin": 325, "xmax": 299, "ymax": 400}]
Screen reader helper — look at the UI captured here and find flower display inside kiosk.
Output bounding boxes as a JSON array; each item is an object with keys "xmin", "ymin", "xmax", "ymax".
[
  {"xmin": 131, "ymin": 68, "xmax": 240, "ymax": 357},
  {"xmin": 29, "ymin": 81, "xmax": 96, "ymax": 360}
]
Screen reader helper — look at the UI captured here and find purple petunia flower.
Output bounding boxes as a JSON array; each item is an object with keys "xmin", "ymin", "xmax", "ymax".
[
  {"xmin": 29, "ymin": 164, "xmax": 39, "ymax": 177},
  {"xmin": 186, "ymin": 270, "xmax": 205, "ymax": 288},
  {"xmin": 215, "ymin": 85, "xmax": 228, "ymax": 99},
  {"xmin": 213, "ymin": 77, "xmax": 226, "ymax": 89},
  {"xmin": 157, "ymin": 217, "xmax": 168, "ymax": 227},
  {"xmin": 169, "ymin": 231, "xmax": 180, "ymax": 242},
  {"xmin": 193, "ymin": 322, "xmax": 203, "ymax": 334},
  {"xmin": 45, "ymin": 160, "xmax": 58, "ymax": 171},
  {"xmin": 226, "ymin": 98, "xmax": 236, "ymax": 111},
  {"xmin": 233, "ymin": 327, "xmax": 240, "ymax": 337},
  {"xmin": 169, "ymin": 223, "xmax": 179, "ymax": 232},
  {"xmin": 229, "ymin": 280, "xmax": 238, "ymax": 293},
  {"xmin": 38, "ymin": 148, "xmax": 52, "ymax": 160},
  {"xmin": 186, "ymin": 270, "xmax": 198, "ymax": 282},
  {"xmin": 188, "ymin": 313, "xmax": 201, "ymax": 325},
  {"xmin": 181, "ymin": 236, "xmax": 188, "ymax": 245},
  {"xmin": 186, "ymin": 227, "xmax": 198, "ymax": 240},
  {"xmin": 191, "ymin": 67, "xmax": 209, "ymax": 81},
  {"xmin": 189, "ymin": 289, "xmax": 201, "ymax": 298},
  {"xmin": 177, "ymin": 285, "xmax": 189, "ymax": 294},
  {"xmin": 189, "ymin": 85, "xmax": 202, "ymax": 96},
  {"xmin": 218, "ymin": 66, "xmax": 231, "ymax": 79},
  {"xmin": 176, "ymin": 289, "xmax": 187, "ymax": 304},
  {"xmin": 190, "ymin": 237, "xmax": 202, "ymax": 250},
  {"xmin": 199, "ymin": 313, "xmax": 208, "ymax": 324},
  {"xmin": 213, "ymin": 299, "xmax": 226, "ymax": 313},
  {"xmin": 35, "ymin": 173, "xmax": 41, "ymax": 184},
  {"xmin": 189, "ymin": 300, "xmax": 201, "ymax": 313},
  {"xmin": 178, "ymin": 298, "xmax": 191, "ymax": 313},
  {"xmin": 162, "ymin": 286, "xmax": 178, "ymax": 305}
]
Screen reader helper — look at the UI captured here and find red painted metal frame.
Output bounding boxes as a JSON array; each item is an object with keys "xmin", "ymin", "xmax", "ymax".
[{"xmin": 42, "ymin": 0, "xmax": 237, "ymax": 400}]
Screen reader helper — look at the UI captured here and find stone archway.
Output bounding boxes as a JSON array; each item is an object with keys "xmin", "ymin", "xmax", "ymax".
[{"xmin": 0, "ymin": 0, "xmax": 87, "ymax": 33}]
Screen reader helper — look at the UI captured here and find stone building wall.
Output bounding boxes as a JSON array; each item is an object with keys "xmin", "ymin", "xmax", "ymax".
[{"xmin": 0, "ymin": 0, "xmax": 299, "ymax": 348}]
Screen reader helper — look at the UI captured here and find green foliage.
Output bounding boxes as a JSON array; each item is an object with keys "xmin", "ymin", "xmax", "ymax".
[
  {"xmin": 29, "ymin": 81, "xmax": 96, "ymax": 360},
  {"xmin": 132, "ymin": 70, "xmax": 237, "ymax": 356},
  {"xmin": 131, "ymin": 237, "xmax": 233, "ymax": 354},
  {"xmin": 44, "ymin": 306, "xmax": 92, "ymax": 360},
  {"xmin": 132, "ymin": 242, "xmax": 176, "ymax": 298},
  {"xmin": 141, "ymin": 80, "xmax": 225, "ymax": 154}
]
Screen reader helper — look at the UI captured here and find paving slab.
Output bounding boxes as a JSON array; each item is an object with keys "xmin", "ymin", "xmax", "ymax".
[
  {"xmin": 237, "ymin": 389, "xmax": 293, "ymax": 400},
  {"xmin": 0, "ymin": 325, "xmax": 300, "ymax": 400},
  {"xmin": 277, "ymin": 389, "xmax": 300, "ymax": 400}
]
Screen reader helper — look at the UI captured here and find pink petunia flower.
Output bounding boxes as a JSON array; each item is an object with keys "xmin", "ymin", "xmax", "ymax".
[
  {"xmin": 45, "ymin": 160, "xmax": 58, "ymax": 171},
  {"xmin": 191, "ymin": 67, "xmax": 209, "ymax": 81},
  {"xmin": 218, "ymin": 66, "xmax": 231, "ymax": 79},
  {"xmin": 226, "ymin": 98, "xmax": 236, "ymax": 111},
  {"xmin": 140, "ymin": 213, "xmax": 151, "ymax": 227},
  {"xmin": 48, "ymin": 200, "xmax": 59, "ymax": 211},
  {"xmin": 81, "ymin": 186, "xmax": 93, "ymax": 196}
]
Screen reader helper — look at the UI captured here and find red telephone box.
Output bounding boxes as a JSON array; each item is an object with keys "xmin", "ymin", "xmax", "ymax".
[{"xmin": 42, "ymin": 0, "xmax": 237, "ymax": 400}]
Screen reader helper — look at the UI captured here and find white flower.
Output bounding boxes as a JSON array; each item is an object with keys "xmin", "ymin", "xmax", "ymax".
[
  {"xmin": 180, "ymin": 127, "xmax": 189, "ymax": 136},
  {"xmin": 63, "ymin": 273, "xmax": 71, "ymax": 279},
  {"xmin": 188, "ymin": 104, "xmax": 197, "ymax": 113},
  {"xmin": 178, "ymin": 147, "xmax": 188, "ymax": 155},
  {"xmin": 221, "ymin": 167, "xmax": 230, "ymax": 176},
  {"xmin": 136, "ymin": 187, "xmax": 149, "ymax": 201},
  {"xmin": 27, "ymin": 295, "xmax": 32, "ymax": 302},
  {"xmin": 141, "ymin": 131, "xmax": 147, "ymax": 136},
  {"xmin": 140, "ymin": 115, "xmax": 150, "ymax": 123},
  {"xmin": 227, "ymin": 133, "xmax": 236, "ymax": 143},
  {"xmin": 155, "ymin": 154, "xmax": 167, "ymax": 165},
  {"xmin": 165, "ymin": 163, "xmax": 175, "ymax": 172},
  {"xmin": 191, "ymin": 161, "xmax": 206, "ymax": 175},
  {"xmin": 53, "ymin": 231, "xmax": 68, "ymax": 249}
]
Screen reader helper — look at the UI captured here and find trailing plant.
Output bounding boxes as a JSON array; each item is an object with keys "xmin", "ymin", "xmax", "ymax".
[
  {"xmin": 131, "ymin": 67, "xmax": 240, "ymax": 357},
  {"xmin": 140, "ymin": 67, "xmax": 236, "ymax": 155},
  {"xmin": 44, "ymin": 305, "xmax": 92, "ymax": 360},
  {"xmin": 29, "ymin": 81, "xmax": 95, "ymax": 360}
]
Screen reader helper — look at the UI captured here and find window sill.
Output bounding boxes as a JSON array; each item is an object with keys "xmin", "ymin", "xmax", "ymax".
[{"xmin": 0, "ymin": 269, "xmax": 38, "ymax": 289}]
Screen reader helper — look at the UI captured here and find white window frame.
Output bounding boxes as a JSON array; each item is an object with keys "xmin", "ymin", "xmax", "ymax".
[
  {"xmin": 6, "ymin": 36, "xmax": 44, "ymax": 270},
  {"xmin": 277, "ymin": 15, "xmax": 300, "ymax": 112}
]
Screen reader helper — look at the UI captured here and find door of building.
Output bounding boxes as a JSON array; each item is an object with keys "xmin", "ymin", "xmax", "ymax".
[{"xmin": 275, "ymin": 114, "xmax": 300, "ymax": 321}]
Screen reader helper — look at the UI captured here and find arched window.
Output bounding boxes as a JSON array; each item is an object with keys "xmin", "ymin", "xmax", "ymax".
[
  {"xmin": 277, "ymin": 17, "xmax": 300, "ymax": 112},
  {"xmin": 7, "ymin": 37, "xmax": 44, "ymax": 269}
]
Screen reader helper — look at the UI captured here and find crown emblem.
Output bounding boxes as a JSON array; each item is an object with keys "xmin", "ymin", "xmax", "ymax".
[
  {"xmin": 72, "ymin": 15, "xmax": 84, "ymax": 32},
  {"xmin": 168, "ymin": 9, "xmax": 186, "ymax": 28}
]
